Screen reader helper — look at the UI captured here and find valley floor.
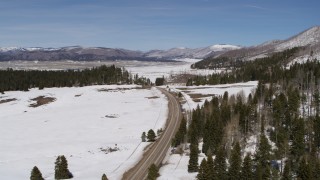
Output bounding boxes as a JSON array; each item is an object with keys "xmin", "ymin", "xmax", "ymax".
[{"xmin": 0, "ymin": 85, "xmax": 168, "ymax": 179}]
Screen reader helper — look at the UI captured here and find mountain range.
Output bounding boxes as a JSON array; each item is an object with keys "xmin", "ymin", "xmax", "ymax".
[
  {"xmin": 0, "ymin": 44, "xmax": 240, "ymax": 61},
  {"xmin": 0, "ymin": 26, "xmax": 319, "ymax": 62}
]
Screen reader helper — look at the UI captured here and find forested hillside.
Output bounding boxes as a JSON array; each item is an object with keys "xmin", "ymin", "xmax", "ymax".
[
  {"xmin": 0, "ymin": 65, "xmax": 150, "ymax": 92},
  {"xmin": 174, "ymin": 48, "xmax": 320, "ymax": 179}
]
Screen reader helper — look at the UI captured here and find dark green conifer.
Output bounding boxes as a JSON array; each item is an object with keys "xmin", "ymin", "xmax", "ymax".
[
  {"xmin": 240, "ymin": 153, "xmax": 253, "ymax": 180},
  {"xmin": 213, "ymin": 147, "xmax": 227, "ymax": 179},
  {"xmin": 141, "ymin": 132, "xmax": 146, "ymax": 142},
  {"xmin": 147, "ymin": 163, "xmax": 159, "ymax": 180},
  {"xmin": 188, "ymin": 143, "xmax": 199, "ymax": 172},
  {"xmin": 147, "ymin": 129, "xmax": 156, "ymax": 142},
  {"xmin": 291, "ymin": 118, "xmax": 305, "ymax": 159},
  {"xmin": 101, "ymin": 173, "xmax": 108, "ymax": 180},
  {"xmin": 297, "ymin": 156, "xmax": 311, "ymax": 180},
  {"xmin": 206, "ymin": 150, "xmax": 215, "ymax": 179},
  {"xmin": 197, "ymin": 158, "xmax": 208, "ymax": 180},
  {"xmin": 228, "ymin": 142, "xmax": 242, "ymax": 180},
  {"xmin": 30, "ymin": 166, "xmax": 44, "ymax": 180},
  {"xmin": 281, "ymin": 160, "xmax": 291, "ymax": 180},
  {"xmin": 255, "ymin": 134, "xmax": 271, "ymax": 179},
  {"xmin": 55, "ymin": 155, "xmax": 72, "ymax": 179}
]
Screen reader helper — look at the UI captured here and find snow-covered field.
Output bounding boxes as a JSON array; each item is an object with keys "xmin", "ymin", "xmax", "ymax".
[
  {"xmin": 0, "ymin": 59, "xmax": 218, "ymax": 82},
  {"xmin": 169, "ymin": 81, "xmax": 258, "ymax": 111},
  {"xmin": 0, "ymin": 85, "xmax": 168, "ymax": 180}
]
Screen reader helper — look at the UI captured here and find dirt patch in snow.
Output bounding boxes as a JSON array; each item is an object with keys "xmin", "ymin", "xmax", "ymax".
[
  {"xmin": 188, "ymin": 93, "xmax": 215, "ymax": 99},
  {"xmin": 0, "ymin": 98, "xmax": 17, "ymax": 104},
  {"xmin": 97, "ymin": 87, "xmax": 142, "ymax": 92},
  {"xmin": 105, "ymin": 114, "xmax": 119, "ymax": 118},
  {"xmin": 29, "ymin": 96, "xmax": 56, "ymax": 107},
  {"xmin": 145, "ymin": 96, "xmax": 159, "ymax": 99}
]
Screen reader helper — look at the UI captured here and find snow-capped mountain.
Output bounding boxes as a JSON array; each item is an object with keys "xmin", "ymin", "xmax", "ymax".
[
  {"xmin": 144, "ymin": 44, "xmax": 241, "ymax": 59},
  {"xmin": 1, "ymin": 26, "xmax": 319, "ymax": 62},
  {"xmin": 276, "ymin": 26, "xmax": 320, "ymax": 51},
  {"xmin": 0, "ymin": 46, "xmax": 146, "ymax": 61},
  {"xmin": 194, "ymin": 26, "xmax": 320, "ymax": 68},
  {"xmin": 0, "ymin": 44, "xmax": 240, "ymax": 61}
]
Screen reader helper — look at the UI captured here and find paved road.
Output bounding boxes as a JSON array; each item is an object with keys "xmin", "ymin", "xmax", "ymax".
[{"xmin": 122, "ymin": 87, "xmax": 182, "ymax": 180}]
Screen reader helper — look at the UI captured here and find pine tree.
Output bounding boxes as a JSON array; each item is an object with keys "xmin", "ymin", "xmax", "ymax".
[
  {"xmin": 291, "ymin": 118, "xmax": 305, "ymax": 160},
  {"xmin": 240, "ymin": 153, "xmax": 253, "ymax": 180},
  {"xmin": 202, "ymin": 117, "xmax": 214, "ymax": 154},
  {"xmin": 228, "ymin": 142, "xmax": 242, "ymax": 180},
  {"xmin": 214, "ymin": 147, "xmax": 227, "ymax": 179},
  {"xmin": 255, "ymin": 134, "xmax": 271, "ymax": 179},
  {"xmin": 30, "ymin": 166, "xmax": 44, "ymax": 180},
  {"xmin": 281, "ymin": 160, "xmax": 291, "ymax": 180},
  {"xmin": 147, "ymin": 129, "xmax": 156, "ymax": 142},
  {"xmin": 297, "ymin": 156, "xmax": 311, "ymax": 180},
  {"xmin": 206, "ymin": 150, "xmax": 215, "ymax": 179},
  {"xmin": 101, "ymin": 173, "xmax": 108, "ymax": 180},
  {"xmin": 141, "ymin": 132, "xmax": 146, "ymax": 142},
  {"xmin": 172, "ymin": 117, "xmax": 187, "ymax": 147},
  {"xmin": 55, "ymin": 155, "xmax": 72, "ymax": 179},
  {"xmin": 313, "ymin": 159, "xmax": 320, "ymax": 179},
  {"xmin": 197, "ymin": 158, "xmax": 208, "ymax": 180},
  {"xmin": 147, "ymin": 163, "xmax": 159, "ymax": 180},
  {"xmin": 188, "ymin": 143, "xmax": 199, "ymax": 172}
]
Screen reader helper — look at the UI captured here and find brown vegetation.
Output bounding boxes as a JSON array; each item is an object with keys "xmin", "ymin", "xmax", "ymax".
[
  {"xmin": 29, "ymin": 96, "xmax": 56, "ymax": 107},
  {"xmin": 0, "ymin": 98, "xmax": 17, "ymax": 104}
]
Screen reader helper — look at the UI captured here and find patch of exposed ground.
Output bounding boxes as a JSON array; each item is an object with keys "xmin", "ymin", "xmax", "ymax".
[
  {"xmin": 193, "ymin": 99, "xmax": 202, "ymax": 102},
  {"xmin": 145, "ymin": 96, "xmax": 159, "ymax": 99},
  {"xmin": 186, "ymin": 93, "xmax": 215, "ymax": 102},
  {"xmin": 176, "ymin": 87, "xmax": 211, "ymax": 90},
  {"xmin": 105, "ymin": 114, "xmax": 119, "ymax": 118},
  {"xmin": 97, "ymin": 87, "xmax": 143, "ymax": 92},
  {"xmin": 0, "ymin": 98, "xmax": 17, "ymax": 104},
  {"xmin": 29, "ymin": 96, "xmax": 56, "ymax": 107},
  {"xmin": 187, "ymin": 93, "xmax": 215, "ymax": 99},
  {"xmin": 99, "ymin": 146, "xmax": 120, "ymax": 154}
]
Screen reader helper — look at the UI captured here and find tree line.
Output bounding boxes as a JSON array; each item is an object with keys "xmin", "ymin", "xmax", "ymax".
[{"xmin": 0, "ymin": 65, "xmax": 151, "ymax": 93}]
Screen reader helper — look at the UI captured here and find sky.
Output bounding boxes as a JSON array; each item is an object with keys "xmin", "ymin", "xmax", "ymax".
[{"xmin": 0, "ymin": 0, "xmax": 319, "ymax": 51}]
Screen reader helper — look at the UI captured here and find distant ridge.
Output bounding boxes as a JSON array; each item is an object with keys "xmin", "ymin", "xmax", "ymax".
[
  {"xmin": 1, "ymin": 26, "xmax": 319, "ymax": 62},
  {"xmin": 193, "ymin": 26, "xmax": 320, "ymax": 68},
  {"xmin": 0, "ymin": 44, "xmax": 240, "ymax": 61}
]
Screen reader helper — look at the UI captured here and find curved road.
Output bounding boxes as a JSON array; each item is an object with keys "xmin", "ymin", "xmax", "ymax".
[{"xmin": 122, "ymin": 87, "xmax": 182, "ymax": 180}]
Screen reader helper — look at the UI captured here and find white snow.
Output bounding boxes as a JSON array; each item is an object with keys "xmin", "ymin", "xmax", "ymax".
[
  {"xmin": 125, "ymin": 59, "xmax": 219, "ymax": 82},
  {"xmin": 209, "ymin": 44, "xmax": 241, "ymax": 51},
  {"xmin": 0, "ymin": 47, "xmax": 20, "ymax": 52},
  {"xmin": 145, "ymin": 44, "xmax": 241, "ymax": 59},
  {"xmin": 169, "ymin": 81, "xmax": 258, "ymax": 111},
  {"xmin": 0, "ymin": 85, "xmax": 168, "ymax": 180},
  {"xmin": 287, "ymin": 52, "xmax": 320, "ymax": 67}
]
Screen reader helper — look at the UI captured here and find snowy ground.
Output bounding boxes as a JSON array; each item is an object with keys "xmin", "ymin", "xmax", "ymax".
[
  {"xmin": 0, "ymin": 85, "xmax": 168, "ymax": 180},
  {"xmin": 169, "ymin": 81, "xmax": 258, "ymax": 111}
]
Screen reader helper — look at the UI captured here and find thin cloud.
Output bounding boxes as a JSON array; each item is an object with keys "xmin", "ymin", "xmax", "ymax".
[{"xmin": 244, "ymin": 4, "xmax": 268, "ymax": 10}]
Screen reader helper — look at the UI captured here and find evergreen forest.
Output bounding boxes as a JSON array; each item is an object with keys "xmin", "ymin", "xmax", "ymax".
[
  {"xmin": 0, "ymin": 65, "xmax": 150, "ymax": 93},
  {"xmin": 173, "ymin": 48, "xmax": 320, "ymax": 179}
]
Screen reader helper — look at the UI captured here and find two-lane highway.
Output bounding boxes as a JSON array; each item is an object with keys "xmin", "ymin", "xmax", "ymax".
[{"xmin": 122, "ymin": 87, "xmax": 182, "ymax": 180}]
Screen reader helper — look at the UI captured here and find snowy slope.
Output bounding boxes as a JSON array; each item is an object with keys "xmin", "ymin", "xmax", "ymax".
[
  {"xmin": 145, "ymin": 44, "xmax": 241, "ymax": 59},
  {"xmin": 276, "ymin": 26, "xmax": 320, "ymax": 51},
  {"xmin": 0, "ymin": 85, "xmax": 168, "ymax": 180}
]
